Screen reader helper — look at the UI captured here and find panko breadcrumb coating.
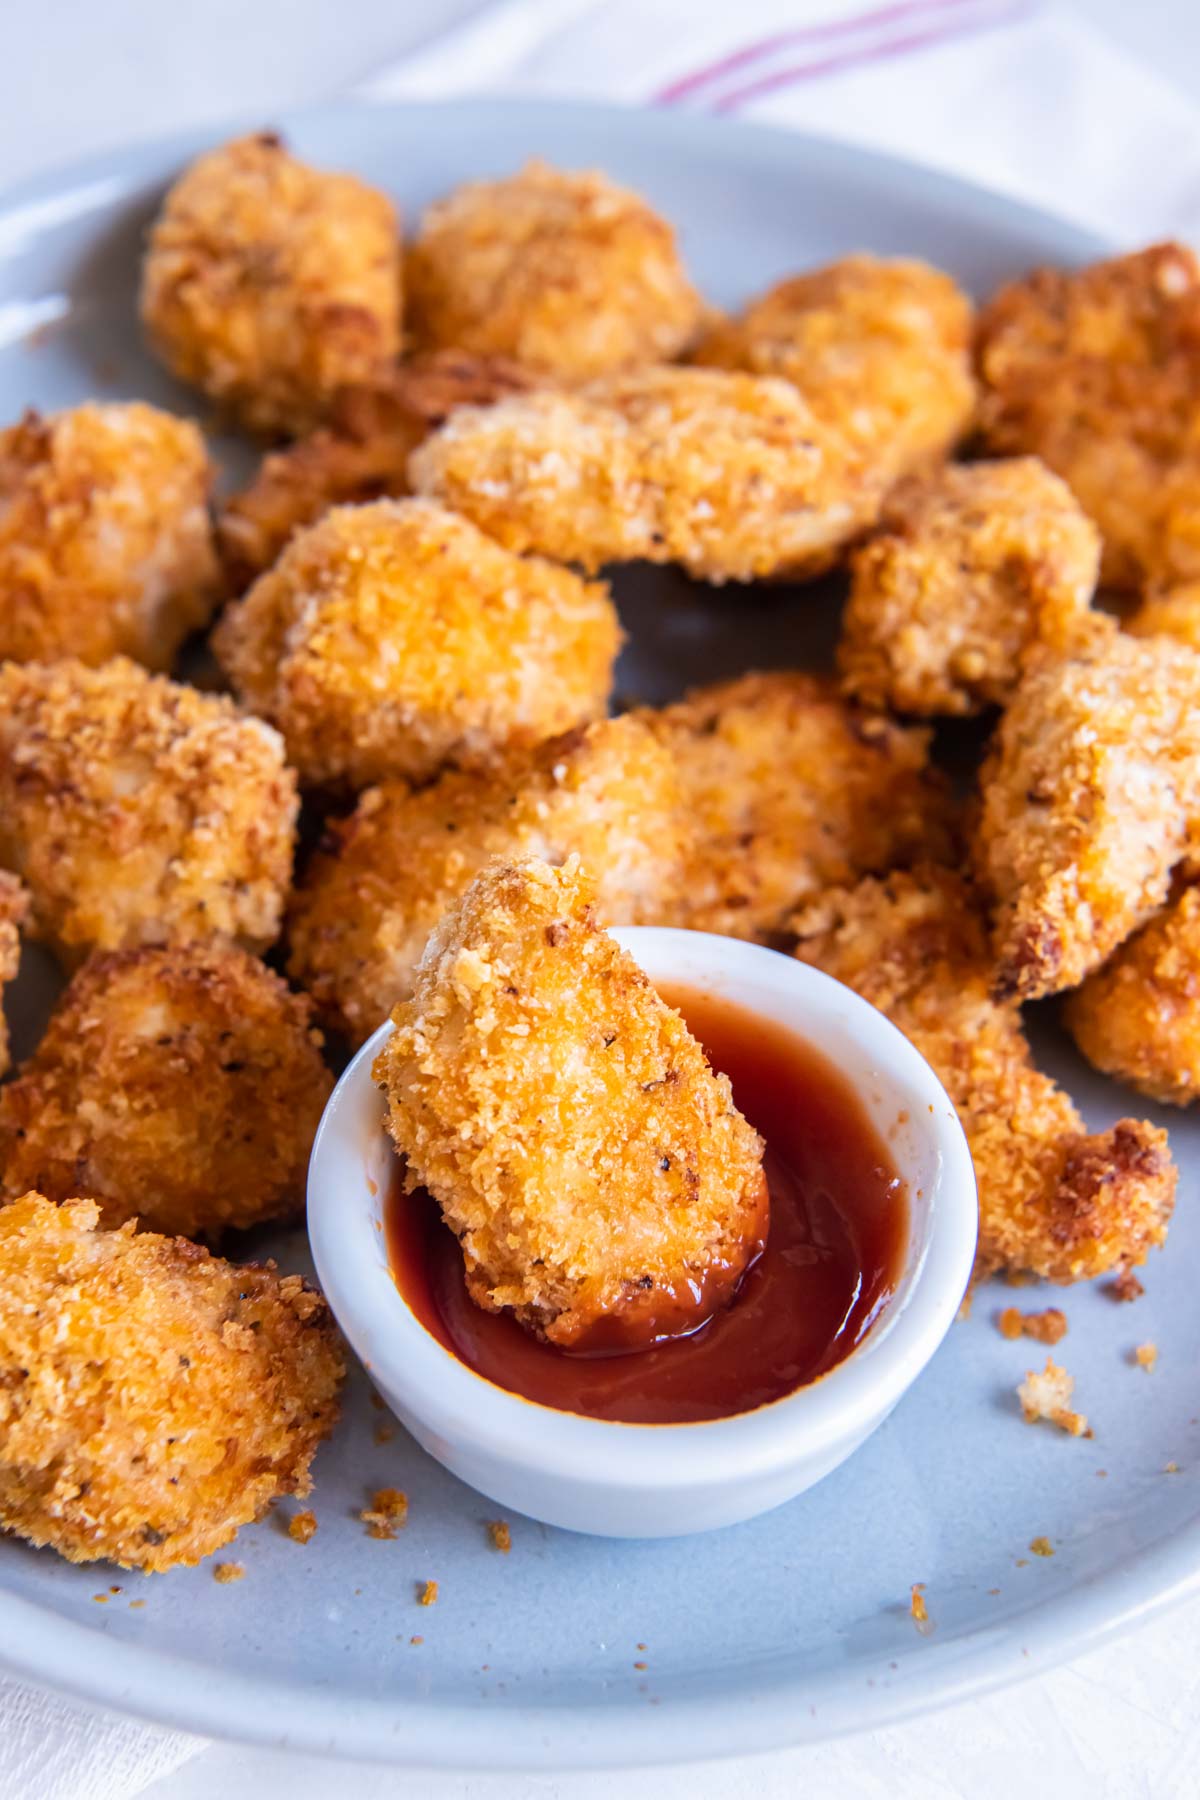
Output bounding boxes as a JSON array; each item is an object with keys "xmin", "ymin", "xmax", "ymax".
[
  {"xmin": 287, "ymin": 714, "xmax": 687, "ymax": 1043},
  {"xmin": 217, "ymin": 352, "xmax": 531, "ymax": 591},
  {"xmin": 790, "ymin": 866, "xmax": 1175, "ymax": 1284},
  {"xmin": 409, "ymin": 366, "xmax": 870, "ymax": 583},
  {"xmin": 1126, "ymin": 581, "xmax": 1200, "ymax": 650},
  {"xmin": 1018, "ymin": 1357, "xmax": 1088, "ymax": 1435},
  {"xmin": 140, "ymin": 131, "xmax": 401, "ymax": 438},
  {"xmin": 638, "ymin": 672, "xmax": 954, "ymax": 940},
  {"xmin": 0, "ymin": 871, "xmax": 28, "ymax": 1079},
  {"xmin": 406, "ymin": 160, "xmax": 701, "ymax": 382},
  {"xmin": 1065, "ymin": 885, "xmax": 1200, "ymax": 1105},
  {"xmin": 839, "ymin": 459, "xmax": 1100, "ymax": 716},
  {"xmin": 0, "ymin": 1193, "xmax": 343, "ymax": 1571},
  {"xmin": 0, "ymin": 402, "xmax": 222, "ymax": 669},
  {"xmin": 0, "ymin": 943, "xmax": 332, "ymax": 1239},
  {"xmin": 974, "ymin": 617, "xmax": 1200, "ymax": 999},
  {"xmin": 214, "ymin": 498, "xmax": 620, "ymax": 790},
  {"xmin": 376, "ymin": 857, "xmax": 766, "ymax": 1349},
  {"xmin": 0, "ymin": 658, "xmax": 297, "ymax": 963},
  {"xmin": 976, "ymin": 242, "xmax": 1200, "ymax": 590},
  {"xmin": 694, "ymin": 255, "xmax": 975, "ymax": 491}
]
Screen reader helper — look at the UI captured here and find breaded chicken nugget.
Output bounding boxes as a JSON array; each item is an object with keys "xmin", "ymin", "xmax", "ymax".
[
  {"xmin": 637, "ymin": 672, "xmax": 954, "ymax": 940},
  {"xmin": 976, "ymin": 242, "xmax": 1200, "ymax": 589},
  {"xmin": 287, "ymin": 714, "xmax": 687, "ymax": 1044},
  {"xmin": 839, "ymin": 459, "xmax": 1100, "ymax": 716},
  {"xmin": 0, "ymin": 944, "xmax": 332, "ymax": 1238},
  {"xmin": 974, "ymin": 618, "xmax": 1200, "ymax": 999},
  {"xmin": 694, "ymin": 255, "xmax": 975, "ymax": 489},
  {"xmin": 217, "ymin": 352, "xmax": 531, "ymax": 591},
  {"xmin": 410, "ymin": 367, "xmax": 870, "ymax": 582},
  {"xmin": 0, "ymin": 658, "xmax": 297, "ymax": 962},
  {"xmin": 1126, "ymin": 581, "xmax": 1200, "ymax": 650},
  {"xmin": 140, "ymin": 131, "xmax": 401, "ymax": 438},
  {"xmin": 406, "ymin": 160, "xmax": 702, "ymax": 382},
  {"xmin": 376, "ymin": 857, "xmax": 766, "ymax": 1348},
  {"xmin": 0, "ymin": 872, "xmax": 28, "ymax": 1079},
  {"xmin": 0, "ymin": 402, "xmax": 222, "ymax": 669},
  {"xmin": 1065, "ymin": 885, "xmax": 1200, "ymax": 1105},
  {"xmin": 790, "ymin": 867, "xmax": 1176, "ymax": 1283},
  {"xmin": 214, "ymin": 498, "xmax": 619, "ymax": 790},
  {"xmin": 0, "ymin": 1193, "xmax": 343, "ymax": 1570}
]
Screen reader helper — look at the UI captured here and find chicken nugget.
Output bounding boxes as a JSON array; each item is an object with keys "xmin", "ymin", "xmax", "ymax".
[
  {"xmin": 0, "ymin": 658, "xmax": 297, "ymax": 963},
  {"xmin": 0, "ymin": 402, "xmax": 222, "ymax": 669},
  {"xmin": 140, "ymin": 131, "xmax": 401, "ymax": 438},
  {"xmin": 694, "ymin": 254, "xmax": 975, "ymax": 490},
  {"xmin": 0, "ymin": 944, "xmax": 332, "ymax": 1238},
  {"xmin": 213, "ymin": 498, "xmax": 619, "ymax": 790},
  {"xmin": 410, "ymin": 367, "xmax": 870, "ymax": 582},
  {"xmin": 976, "ymin": 242, "xmax": 1200, "ymax": 590},
  {"xmin": 839, "ymin": 459, "xmax": 1100, "ymax": 716},
  {"xmin": 406, "ymin": 160, "xmax": 701, "ymax": 382},
  {"xmin": 1065, "ymin": 885, "xmax": 1200, "ymax": 1105},
  {"xmin": 0, "ymin": 1193, "xmax": 343, "ymax": 1570},
  {"xmin": 974, "ymin": 617, "xmax": 1200, "ymax": 999},
  {"xmin": 0, "ymin": 872, "xmax": 28, "ymax": 1079},
  {"xmin": 376, "ymin": 857, "xmax": 766, "ymax": 1349},
  {"xmin": 1126, "ymin": 581, "xmax": 1200, "ymax": 650},
  {"xmin": 637, "ymin": 672, "xmax": 954, "ymax": 940},
  {"xmin": 216, "ymin": 352, "xmax": 531, "ymax": 591},
  {"xmin": 790, "ymin": 867, "xmax": 1175, "ymax": 1283},
  {"xmin": 287, "ymin": 714, "xmax": 687, "ymax": 1044}
]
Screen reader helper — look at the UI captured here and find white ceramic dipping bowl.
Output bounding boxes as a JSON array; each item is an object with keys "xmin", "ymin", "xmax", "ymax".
[{"xmin": 308, "ymin": 927, "xmax": 977, "ymax": 1538}]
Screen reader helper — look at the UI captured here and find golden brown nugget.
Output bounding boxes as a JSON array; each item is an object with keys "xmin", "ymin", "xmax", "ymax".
[
  {"xmin": 141, "ymin": 131, "xmax": 401, "ymax": 438},
  {"xmin": 0, "ymin": 872, "xmax": 28, "ymax": 1079},
  {"xmin": 637, "ymin": 672, "xmax": 954, "ymax": 940},
  {"xmin": 0, "ymin": 1193, "xmax": 344, "ymax": 1571},
  {"xmin": 1065, "ymin": 885, "xmax": 1200, "ymax": 1105},
  {"xmin": 0, "ymin": 944, "xmax": 333, "ymax": 1238},
  {"xmin": 287, "ymin": 714, "xmax": 687, "ymax": 1043},
  {"xmin": 839, "ymin": 459, "xmax": 1100, "ymax": 716},
  {"xmin": 214, "ymin": 498, "xmax": 620, "ymax": 790},
  {"xmin": 694, "ymin": 255, "xmax": 975, "ymax": 488},
  {"xmin": 376, "ymin": 858, "xmax": 766, "ymax": 1349},
  {"xmin": 0, "ymin": 402, "xmax": 222, "ymax": 669},
  {"xmin": 790, "ymin": 867, "xmax": 1175, "ymax": 1283},
  {"xmin": 1126, "ymin": 581, "xmax": 1200, "ymax": 650},
  {"xmin": 408, "ymin": 366, "xmax": 871, "ymax": 583},
  {"xmin": 406, "ymin": 160, "xmax": 702, "ymax": 382},
  {"xmin": 976, "ymin": 242, "xmax": 1200, "ymax": 589},
  {"xmin": 217, "ymin": 353, "xmax": 531, "ymax": 591},
  {"xmin": 0, "ymin": 658, "xmax": 297, "ymax": 963},
  {"xmin": 974, "ymin": 618, "xmax": 1200, "ymax": 999}
]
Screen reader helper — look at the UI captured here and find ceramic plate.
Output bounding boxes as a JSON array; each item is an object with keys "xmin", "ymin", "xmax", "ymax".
[{"xmin": 0, "ymin": 98, "xmax": 1195, "ymax": 1770}]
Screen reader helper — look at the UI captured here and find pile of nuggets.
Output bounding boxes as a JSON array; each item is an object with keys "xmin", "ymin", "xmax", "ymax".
[{"xmin": 0, "ymin": 126, "xmax": 1198, "ymax": 1572}]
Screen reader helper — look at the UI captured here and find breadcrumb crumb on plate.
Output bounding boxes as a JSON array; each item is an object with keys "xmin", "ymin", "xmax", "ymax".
[
  {"xmin": 1134, "ymin": 1342, "xmax": 1159, "ymax": 1372},
  {"xmin": 997, "ymin": 1307, "xmax": 1068, "ymax": 1345},
  {"xmin": 1018, "ymin": 1359, "xmax": 1089, "ymax": 1436},
  {"xmin": 287, "ymin": 1511, "xmax": 318, "ymax": 1545},
  {"xmin": 214, "ymin": 1563, "xmax": 245, "ymax": 1584}
]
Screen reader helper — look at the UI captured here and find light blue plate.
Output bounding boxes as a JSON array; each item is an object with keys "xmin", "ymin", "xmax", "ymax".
[{"xmin": 1, "ymin": 98, "xmax": 1196, "ymax": 1770}]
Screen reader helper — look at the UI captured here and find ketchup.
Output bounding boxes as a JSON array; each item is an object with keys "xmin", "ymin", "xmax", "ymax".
[{"xmin": 385, "ymin": 984, "xmax": 908, "ymax": 1424}]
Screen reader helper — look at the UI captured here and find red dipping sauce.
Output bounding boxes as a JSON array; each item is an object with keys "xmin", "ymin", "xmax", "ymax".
[{"xmin": 385, "ymin": 986, "xmax": 908, "ymax": 1425}]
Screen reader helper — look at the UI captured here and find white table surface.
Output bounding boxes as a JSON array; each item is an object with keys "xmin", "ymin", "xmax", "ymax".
[{"xmin": 5, "ymin": 4, "xmax": 1200, "ymax": 1796}]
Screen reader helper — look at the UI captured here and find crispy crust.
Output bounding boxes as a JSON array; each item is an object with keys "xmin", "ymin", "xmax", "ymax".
[
  {"xmin": 0, "ymin": 658, "xmax": 297, "ymax": 962},
  {"xmin": 0, "ymin": 944, "xmax": 333, "ymax": 1238},
  {"xmin": 839, "ymin": 458, "xmax": 1100, "ymax": 716},
  {"xmin": 287, "ymin": 714, "xmax": 688, "ymax": 1044},
  {"xmin": 0, "ymin": 403, "xmax": 223, "ymax": 669},
  {"xmin": 409, "ymin": 367, "xmax": 872, "ymax": 583},
  {"xmin": 213, "ymin": 497, "xmax": 620, "ymax": 790},
  {"xmin": 0, "ymin": 871, "xmax": 29, "ymax": 1079},
  {"xmin": 140, "ymin": 131, "xmax": 401, "ymax": 438},
  {"xmin": 375, "ymin": 858, "xmax": 765, "ymax": 1348},
  {"xmin": 1126, "ymin": 581, "xmax": 1200, "ymax": 650},
  {"xmin": 973, "ymin": 617, "xmax": 1200, "ymax": 999},
  {"xmin": 0, "ymin": 1193, "xmax": 344, "ymax": 1570},
  {"xmin": 1065, "ymin": 884, "xmax": 1200, "ymax": 1105},
  {"xmin": 216, "ymin": 353, "xmax": 532, "ymax": 592},
  {"xmin": 637, "ymin": 671, "xmax": 955, "ymax": 939},
  {"xmin": 790, "ymin": 866, "xmax": 1175, "ymax": 1283},
  {"xmin": 406, "ymin": 160, "xmax": 701, "ymax": 381},
  {"xmin": 975, "ymin": 242, "xmax": 1200, "ymax": 589}
]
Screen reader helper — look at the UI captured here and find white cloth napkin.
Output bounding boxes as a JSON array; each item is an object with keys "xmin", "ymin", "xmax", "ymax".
[{"xmin": 8, "ymin": 4, "xmax": 1200, "ymax": 1796}]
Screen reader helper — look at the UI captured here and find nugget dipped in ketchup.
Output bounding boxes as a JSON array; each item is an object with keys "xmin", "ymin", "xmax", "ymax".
[{"xmin": 374, "ymin": 856, "xmax": 767, "ymax": 1352}]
